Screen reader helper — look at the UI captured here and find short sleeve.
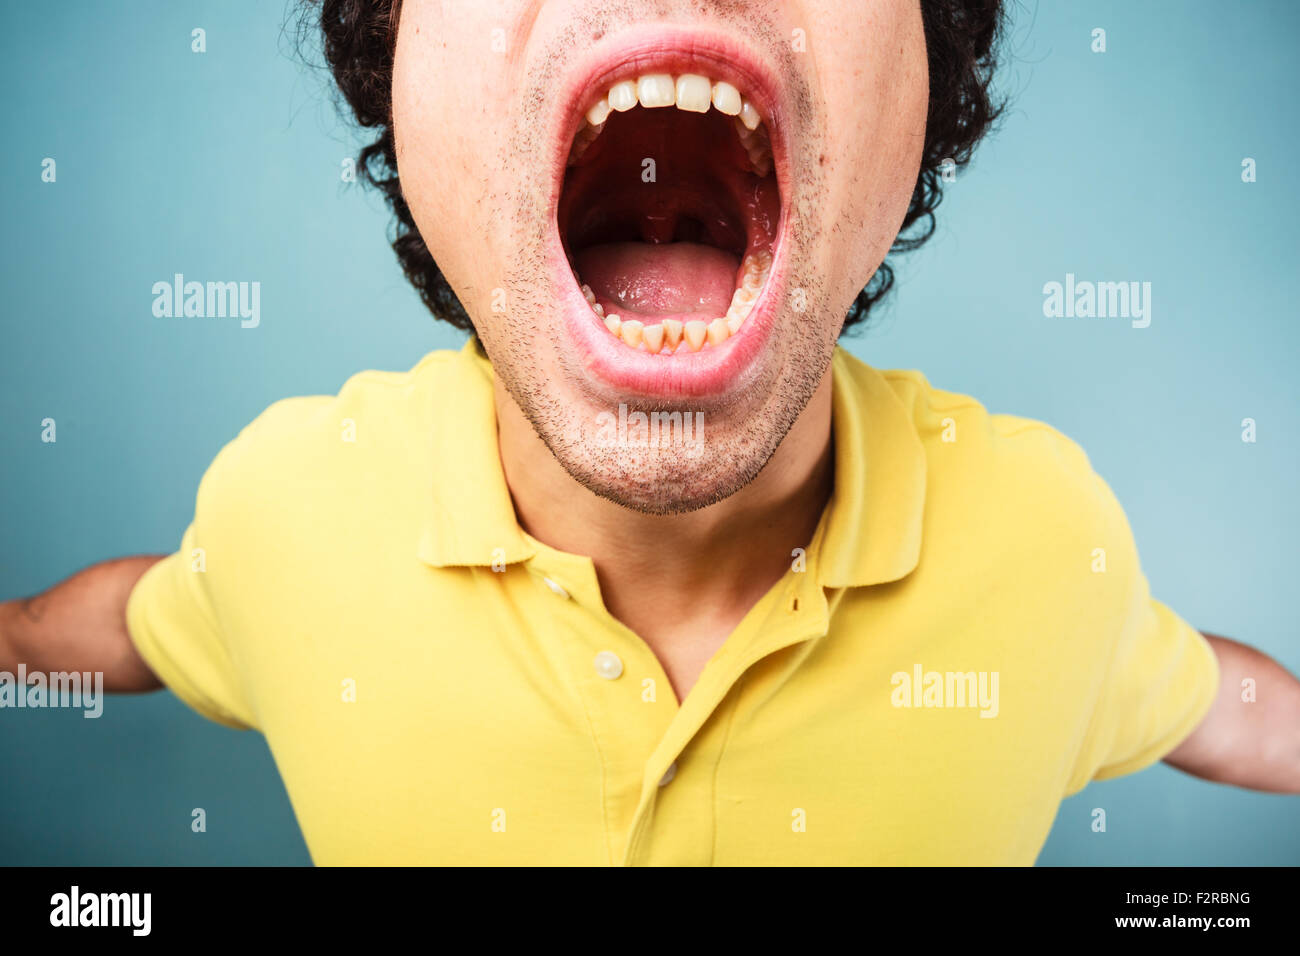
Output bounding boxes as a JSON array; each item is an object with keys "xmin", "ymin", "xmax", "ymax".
[
  {"xmin": 1064, "ymin": 496, "xmax": 1221, "ymax": 793},
  {"xmin": 126, "ymin": 393, "xmax": 337, "ymax": 732},
  {"xmin": 126, "ymin": 477, "xmax": 257, "ymax": 732},
  {"xmin": 1080, "ymin": 597, "xmax": 1219, "ymax": 784}
]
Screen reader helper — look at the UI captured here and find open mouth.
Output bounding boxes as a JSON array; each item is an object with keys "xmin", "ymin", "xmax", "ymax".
[{"xmin": 555, "ymin": 54, "xmax": 786, "ymax": 368}]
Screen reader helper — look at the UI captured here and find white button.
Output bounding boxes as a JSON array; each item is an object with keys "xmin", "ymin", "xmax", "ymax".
[
  {"xmin": 542, "ymin": 576, "xmax": 569, "ymax": 599},
  {"xmin": 658, "ymin": 761, "xmax": 678, "ymax": 787},
  {"xmin": 593, "ymin": 651, "xmax": 623, "ymax": 680}
]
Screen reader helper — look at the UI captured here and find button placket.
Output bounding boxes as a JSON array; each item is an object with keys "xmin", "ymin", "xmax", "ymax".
[
  {"xmin": 527, "ymin": 553, "xmax": 677, "ymax": 864},
  {"xmin": 621, "ymin": 579, "xmax": 831, "ymax": 865}
]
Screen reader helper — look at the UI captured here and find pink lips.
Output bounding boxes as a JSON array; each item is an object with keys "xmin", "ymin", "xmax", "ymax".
[{"xmin": 546, "ymin": 27, "xmax": 793, "ymax": 401}]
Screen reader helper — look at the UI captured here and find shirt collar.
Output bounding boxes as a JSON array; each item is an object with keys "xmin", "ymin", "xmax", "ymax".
[
  {"xmin": 816, "ymin": 348, "xmax": 927, "ymax": 588},
  {"xmin": 416, "ymin": 338, "xmax": 536, "ymax": 568},
  {"xmin": 418, "ymin": 340, "xmax": 927, "ymax": 589}
]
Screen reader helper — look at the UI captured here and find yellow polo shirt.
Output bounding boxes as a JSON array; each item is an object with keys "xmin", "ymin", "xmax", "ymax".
[{"xmin": 126, "ymin": 339, "xmax": 1219, "ymax": 865}]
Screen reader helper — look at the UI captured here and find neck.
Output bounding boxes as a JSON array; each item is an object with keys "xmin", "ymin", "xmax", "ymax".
[{"xmin": 494, "ymin": 372, "xmax": 835, "ymax": 641}]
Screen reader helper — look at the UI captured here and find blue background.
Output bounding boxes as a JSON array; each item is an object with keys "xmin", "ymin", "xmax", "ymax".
[{"xmin": 2, "ymin": 0, "xmax": 1296, "ymax": 865}]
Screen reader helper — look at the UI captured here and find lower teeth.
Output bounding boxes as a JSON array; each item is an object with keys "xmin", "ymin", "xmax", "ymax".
[{"xmin": 579, "ymin": 249, "xmax": 772, "ymax": 354}]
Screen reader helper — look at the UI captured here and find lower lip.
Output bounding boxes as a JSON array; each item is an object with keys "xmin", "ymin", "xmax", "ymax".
[{"xmin": 552, "ymin": 245, "xmax": 787, "ymax": 401}]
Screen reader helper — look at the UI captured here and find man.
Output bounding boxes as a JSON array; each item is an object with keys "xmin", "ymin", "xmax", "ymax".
[{"xmin": 2, "ymin": 0, "xmax": 1297, "ymax": 865}]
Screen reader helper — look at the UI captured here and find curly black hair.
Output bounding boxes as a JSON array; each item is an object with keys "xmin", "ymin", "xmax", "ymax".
[{"xmin": 307, "ymin": 0, "xmax": 1005, "ymax": 333}]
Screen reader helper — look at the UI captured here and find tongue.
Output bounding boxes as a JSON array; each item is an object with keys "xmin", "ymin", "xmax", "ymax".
[{"xmin": 575, "ymin": 242, "xmax": 739, "ymax": 320}]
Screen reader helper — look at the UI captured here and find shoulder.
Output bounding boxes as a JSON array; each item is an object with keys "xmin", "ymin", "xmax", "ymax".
[
  {"xmin": 193, "ymin": 349, "xmax": 465, "ymax": 522},
  {"xmin": 860, "ymin": 359, "xmax": 1138, "ymax": 570}
]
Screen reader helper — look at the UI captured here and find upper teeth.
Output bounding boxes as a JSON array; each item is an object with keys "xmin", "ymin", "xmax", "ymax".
[{"xmin": 568, "ymin": 72, "xmax": 771, "ymax": 176}]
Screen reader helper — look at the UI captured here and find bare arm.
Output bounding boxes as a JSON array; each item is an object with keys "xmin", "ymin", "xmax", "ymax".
[
  {"xmin": 1163, "ymin": 634, "xmax": 1300, "ymax": 793},
  {"xmin": 0, "ymin": 557, "xmax": 165, "ymax": 692}
]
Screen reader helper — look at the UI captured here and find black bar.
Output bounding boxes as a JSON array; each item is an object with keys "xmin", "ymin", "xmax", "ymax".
[{"xmin": 2, "ymin": 866, "xmax": 1285, "ymax": 940}]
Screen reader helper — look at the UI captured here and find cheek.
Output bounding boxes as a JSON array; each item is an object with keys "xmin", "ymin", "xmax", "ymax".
[
  {"xmin": 392, "ymin": 10, "xmax": 509, "ymax": 319},
  {"xmin": 814, "ymin": 3, "xmax": 928, "ymax": 289},
  {"xmin": 395, "ymin": 121, "xmax": 486, "ymax": 317}
]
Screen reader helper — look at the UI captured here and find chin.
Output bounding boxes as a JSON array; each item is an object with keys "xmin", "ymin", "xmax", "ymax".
[{"xmin": 544, "ymin": 430, "xmax": 773, "ymax": 516}]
